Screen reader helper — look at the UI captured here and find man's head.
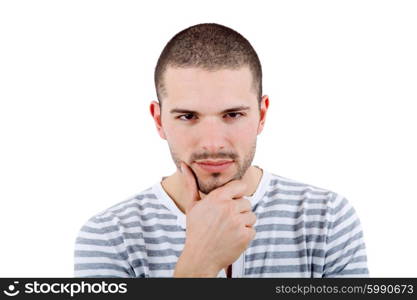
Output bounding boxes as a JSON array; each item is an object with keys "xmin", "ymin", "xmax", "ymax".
[{"xmin": 150, "ymin": 23, "xmax": 269, "ymax": 194}]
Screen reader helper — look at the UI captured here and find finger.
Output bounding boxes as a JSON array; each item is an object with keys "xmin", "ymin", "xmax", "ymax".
[
  {"xmin": 212, "ymin": 180, "xmax": 248, "ymax": 200},
  {"xmin": 179, "ymin": 161, "xmax": 201, "ymax": 213},
  {"xmin": 239, "ymin": 211, "xmax": 257, "ymax": 227},
  {"xmin": 244, "ymin": 226, "xmax": 256, "ymax": 240},
  {"xmin": 233, "ymin": 197, "xmax": 252, "ymax": 213}
]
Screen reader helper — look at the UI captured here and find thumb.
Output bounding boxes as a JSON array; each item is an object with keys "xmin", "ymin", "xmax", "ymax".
[{"xmin": 179, "ymin": 161, "xmax": 201, "ymax": 213}]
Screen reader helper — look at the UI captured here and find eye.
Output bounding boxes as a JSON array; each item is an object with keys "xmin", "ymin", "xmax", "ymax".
[
  {"xmin": 177, "ymin": 113, "xmax": 196, "ymax": 121},
  {"xmin": 224, "ymin": 112, "xmax": 244, "ymax": 119}
]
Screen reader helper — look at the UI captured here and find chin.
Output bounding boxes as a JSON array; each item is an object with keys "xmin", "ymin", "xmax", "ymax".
[{"xmin": 198, "ymin": 171, "xmax": 236, "ymax": 187}]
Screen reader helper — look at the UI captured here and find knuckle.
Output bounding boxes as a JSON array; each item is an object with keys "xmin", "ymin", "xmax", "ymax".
[
  {"xmin": 250, "ymin": 227, "xmax": 256, "ymax": 239},
  {"xmin": 248, "ymin": 214, "xmax": 256, "ymax": 225},
  {"xmin": 244, "ymin": 211, "xmax": 256, "ymax": 223},
  {"xmin": 244, "ymin": 200, "xmax": 252, "ymax": 211}
]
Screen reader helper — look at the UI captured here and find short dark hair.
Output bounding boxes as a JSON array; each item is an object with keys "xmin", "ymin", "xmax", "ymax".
[{"xmin": 154, "ymin": 23, "xmax": 263, "ymax": 109}]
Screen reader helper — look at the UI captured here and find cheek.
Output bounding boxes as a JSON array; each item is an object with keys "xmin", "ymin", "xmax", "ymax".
[
  {"xmin": 232, "ymin": 122, "xmax": 258, "ymax": 149},
  {"xmin": 242, "ymin": 116, "xmax": 259, "ymax": 135},
  {"xmin": 164, "ymin": 125, "xmax": 191, "ymax": 153},
  {"xmin": 162, "ymin": 120, "xmax": 178, "ymax": 141},
  {"xmin": 167, "ymin": 132, "xmax": 186, "ymax": 150}
]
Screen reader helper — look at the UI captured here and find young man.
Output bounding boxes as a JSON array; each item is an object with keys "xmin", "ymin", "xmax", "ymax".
[{"xmin": 74, "ymin": 23, "xmax": 369, "ymax": 278}]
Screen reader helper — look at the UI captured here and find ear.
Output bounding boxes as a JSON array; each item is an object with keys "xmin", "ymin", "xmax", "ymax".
[
  {"xmin": 149, "ymin": 101, "xmax": 167, "ymax": 140},
  {"xmin": 257, "ymin": 95, "xmax": 270, "ymax": 135}
]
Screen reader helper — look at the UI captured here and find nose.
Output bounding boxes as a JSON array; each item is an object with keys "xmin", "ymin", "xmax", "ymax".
[{"xmin": 195, "ymin": 117, "xmax": 229, "ymax": 153}]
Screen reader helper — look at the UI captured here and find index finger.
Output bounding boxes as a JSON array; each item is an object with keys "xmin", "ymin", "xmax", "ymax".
[{"xmin": 210, "ymin": 179, "xmax": 248, "ymax": 200}]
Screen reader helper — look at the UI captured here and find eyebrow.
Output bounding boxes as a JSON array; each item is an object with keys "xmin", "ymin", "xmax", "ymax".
[{"xmin": 169, "ymin": 106, "xmax": 251, "ymax": 114}]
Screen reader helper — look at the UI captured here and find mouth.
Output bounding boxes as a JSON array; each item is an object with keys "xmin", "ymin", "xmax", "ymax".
[{"xmin": 194, "ymin": 160, "xmax": 234, "ymax": 173}]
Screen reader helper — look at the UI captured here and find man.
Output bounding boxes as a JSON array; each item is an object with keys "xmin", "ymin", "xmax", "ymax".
[{"xmin": 74, "ymin": 23, "xmax": 369, "ymax": 278}]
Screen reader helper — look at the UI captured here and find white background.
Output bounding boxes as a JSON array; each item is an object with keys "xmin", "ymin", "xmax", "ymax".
[{"xmin": 0, "ymin": 0, "xmax": 416, "ymax": 277}]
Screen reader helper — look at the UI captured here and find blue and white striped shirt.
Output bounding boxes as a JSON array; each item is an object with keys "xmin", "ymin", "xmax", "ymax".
[{"xmin": 74, "ymin": 169, "xmax": 369, "ymax": 277}]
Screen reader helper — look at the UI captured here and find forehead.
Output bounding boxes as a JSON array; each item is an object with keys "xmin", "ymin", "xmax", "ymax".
[{"xmin": 162, "ymin": 66, "xmax": 257, "ymax": 110}]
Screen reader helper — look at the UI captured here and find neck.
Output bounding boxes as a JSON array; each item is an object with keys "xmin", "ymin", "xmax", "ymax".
[{"xmin": 161, "ymin": 165, "xmax": 263, "ymax": 214}]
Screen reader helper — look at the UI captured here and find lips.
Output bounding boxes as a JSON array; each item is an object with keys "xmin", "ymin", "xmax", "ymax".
[
  {"xmin": 195, "ymin": 160, "xmax": 234, "ymax": 173},
  {"xmin": 196, "ymin": 160, "xmax": 233, "ymax": 165}
]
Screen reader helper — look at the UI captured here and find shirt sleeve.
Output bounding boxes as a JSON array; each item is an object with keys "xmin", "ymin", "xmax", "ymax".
[
  {"xmin": 323, "ymin": 193, "xmax": 369, "ymax": 277},
  {"xmin": 74, "ymin": 214, "xmax": 139, "ymax": 278}
]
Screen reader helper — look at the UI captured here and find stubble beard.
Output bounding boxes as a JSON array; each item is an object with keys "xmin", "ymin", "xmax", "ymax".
[{"xmin": 168, "ymin": 140, "xmax": 257, "ymax": 194}]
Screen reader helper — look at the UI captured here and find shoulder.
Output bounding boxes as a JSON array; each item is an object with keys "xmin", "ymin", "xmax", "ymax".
[
  {"xmin": 74, "ymin": 187, "xmax": 161, "ymax": 278},
  {"xmin": 263, "ymin": 172, "xmax": 354, "ymax": 217},
  {"xmin": 266, "ymin": 173, "xmax": 336, "ymax": 201},
  {"xmin": 78, "ymin": 185, "xmax": 167, "ymax": 233}
]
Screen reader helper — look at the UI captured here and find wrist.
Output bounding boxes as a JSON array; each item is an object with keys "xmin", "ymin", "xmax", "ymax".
[{"xmin": 174, "ymin": 247, "xmax": 220, "ymax": 278}]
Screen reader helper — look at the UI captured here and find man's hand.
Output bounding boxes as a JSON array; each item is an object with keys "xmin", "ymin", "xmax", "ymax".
[{"xmin": 173, "ymin": 161, "xmax": 257, "ymax": 277}]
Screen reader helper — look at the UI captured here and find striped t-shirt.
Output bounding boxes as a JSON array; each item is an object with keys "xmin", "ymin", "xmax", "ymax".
[{"xmin": 74, "ymin": 169, "xmax": 369, "ymax": 278}]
